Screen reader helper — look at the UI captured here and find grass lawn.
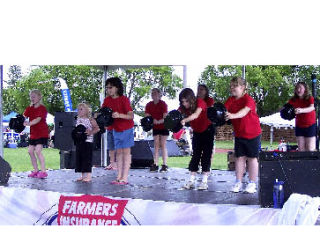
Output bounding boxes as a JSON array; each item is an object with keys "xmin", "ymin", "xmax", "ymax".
[{"xmin": 3, "ymin": 140, "xmax": 284, "ymax": 172}]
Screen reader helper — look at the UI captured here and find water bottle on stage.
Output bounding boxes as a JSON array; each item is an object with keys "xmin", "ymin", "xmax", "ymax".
[{"xmin": 273, "ymin": 179, "xmax": 284, "ymax": 208}]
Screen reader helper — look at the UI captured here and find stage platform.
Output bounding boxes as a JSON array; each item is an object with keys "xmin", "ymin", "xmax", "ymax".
[{"xmin": 6, "ymin": 167, "xmax": 259, "ymax": 205}]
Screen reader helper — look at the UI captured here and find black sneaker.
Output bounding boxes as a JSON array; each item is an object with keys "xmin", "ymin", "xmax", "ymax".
[
  {"xmin": 160, "ymin": 164, "xmax": 168, "ymax": 172},
  {"xmin": 150, "ymin": 164, "xmax": 159, "ymax": 172}
]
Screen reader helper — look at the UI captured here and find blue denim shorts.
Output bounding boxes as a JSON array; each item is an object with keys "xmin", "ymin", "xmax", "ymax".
[
  {"xmin": 113, "ymin": 128, "xmax": 134, "ymax": 150},
  {"xmin": 107, "ymin": 130, "xmax": 115, "ymax": 150}
]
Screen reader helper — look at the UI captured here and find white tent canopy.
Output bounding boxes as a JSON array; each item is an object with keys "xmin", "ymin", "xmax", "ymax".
[
  {"xmin": 260, "ymin": 112, "xmax": 295, "ymax": 145},
  {"xmin": 260, "ymin": 112, "xmax": 295, "ymax": 129},
  {"xmin": 47, "ymin": 113, "xmax": 54, "ymax": 125}
]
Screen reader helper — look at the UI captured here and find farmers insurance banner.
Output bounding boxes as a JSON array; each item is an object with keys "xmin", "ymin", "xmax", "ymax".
[{"xmin": 58, "ymin": 195, "xmax": 128, "ymax": 225}]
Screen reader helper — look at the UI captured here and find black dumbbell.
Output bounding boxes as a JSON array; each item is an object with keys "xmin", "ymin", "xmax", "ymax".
[
  {"xmin": 280, "ymin": 103, "xmax": 295, "ymax": 121},
  {"xmin": 164, "ymin": 110, "xmax": 183, "ymax": 133},
  {"xmin": 9, "ymin": 114, "xmax": 26, "ymax": 133},
  {"xmin": 207, "ymin": 102, "xmax": 227, "ymax": 126},
  {"xmin": 140, "ymin": 116, "xmax": 153, "ymax": 132}
]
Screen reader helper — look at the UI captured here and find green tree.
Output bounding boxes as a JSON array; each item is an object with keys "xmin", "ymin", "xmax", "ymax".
[
  {"xmin": 11, "ymin": 65, "xmax": 183, "ymax": 116},
  {"xmin": 107, "ymin": 66, "xmax": 183, "ymax": 113},
  {"xmin": 2, "ymin": 65, "xmax": 22, "ymax": 114},
  {"xmin": 13, "ymin": 68, "xmax": 58, "ymax": 114},
  {"xmin": 6, "ymin": 65, "xmax": 22, "ymax": 87},
  {"xmin": 40, "ymin": 65, "xmax": 104, "ymax": 112},
  {"xmin": 198, "ymin": 65, "xmax": 320, "ymax": 116},
  {"xmin": 2, "ymin": 88, "xmax": 19, "ymax": 115}
]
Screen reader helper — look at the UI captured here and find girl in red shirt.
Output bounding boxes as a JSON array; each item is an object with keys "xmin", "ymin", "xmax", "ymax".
[
  {"xmin": 102, "ymin": 77, "xmax": 134, "ymax": 185},
  {"xmin": 288, "ymin": 81, "xmax": 316, "ymax": 151},
  {"xmin": 145, "ymin": 88, "xmax": 169, "ymax": 172},
  {"xmin": 225, "ymin": 77, "xmax": 261, "ymax": 194},
  {"xmin": 179, "ymin": 88, "xmax": 214, "ymax": 190},
  {"xmin": 197, "ymin": 84, "xmax": 216, "ymax": 171},
  {"xmin": 23, "ymin": 89, "xmax": 49, "ymax": 179},
  {"xmin": 197, "ymin": 84, "xmax": 214, "ymax": 107}
]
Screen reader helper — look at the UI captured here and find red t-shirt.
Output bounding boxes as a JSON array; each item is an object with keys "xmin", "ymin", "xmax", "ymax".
[
  {"xmin": 23, "ymin": 105, "xmax": 49, "ymax": 139},
  {"xmin": 179, "ymin": 98, "xmax": 211, "ymax": 133},
  {"xmin": 288, "ymin": 96, "xmax": 316, "ymax": 128},
  {"xmin": 101, "ymin": 96, "xmax": 134, "ymax": 132},
  {"xmin": 204, "ymin": 97, "xmax": 215, "ymax": 107},
  {"xmin": 145, "ymin": 100, "xmax": 168, "ymax": 130},
  {"xmin": 224, "ymin": 94, "xmax": 261, "ymax": 139}
]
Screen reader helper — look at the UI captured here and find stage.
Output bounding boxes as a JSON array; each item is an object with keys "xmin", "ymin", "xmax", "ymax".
[
  {"xmin": 0, "ymin": 167, "xmax": 289, "ymax": 225},
  {"xmin": 6, "ymin": 167, "xmax": 259, "ymax": 205}
]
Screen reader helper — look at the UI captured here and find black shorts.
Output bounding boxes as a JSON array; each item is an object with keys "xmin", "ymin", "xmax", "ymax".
[
  {"xmin": 29, "ymin": 138, "xmax": 48, "ymax": 146},
  {"xmin": 295, "ymin": 123, "xmax": 316, "ymax": 137},
  {"xmin": 234, "ymin": 135, "xmax": 261, "ymax": 158},
  {"xmin": 153, "ymin": 129, "xmax": 169, "ymax": 136}
]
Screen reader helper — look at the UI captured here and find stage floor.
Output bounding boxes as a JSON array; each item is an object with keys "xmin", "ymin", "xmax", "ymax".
[{"xmin": 6, "ymin": 167, "xmax": 259, "ymax": 206}]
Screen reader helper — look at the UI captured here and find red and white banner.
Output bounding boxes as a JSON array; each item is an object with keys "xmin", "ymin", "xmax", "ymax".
[
  {"xmin": 57, "ymin": 195, "xmax": 128, "ymax": 226},
  {"xmin": 0, "ymin": 187, "xmax": 283, "ymax": 225}
]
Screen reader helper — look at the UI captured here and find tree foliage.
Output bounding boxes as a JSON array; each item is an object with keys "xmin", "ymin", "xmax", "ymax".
[
  {"xmin": 199, "ymin": 65, "xmax": 320, "ymax": 116},
  {"xmin": 107, "ymin": 66, "xmax": 183, "ymax": 112},
  {"xmin": 3, "ymin": 65, "xmax": 182, "ymax": 116},
  {"xmin": 6, "ymin": 65, "xmax": 22, "ymax": 87}
]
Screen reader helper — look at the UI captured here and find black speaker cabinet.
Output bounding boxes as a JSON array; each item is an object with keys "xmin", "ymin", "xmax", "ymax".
[
  {"xmin": 131, "ymin": 140, "xmax": 154, "ymax": 168},
  {"xmin": 259, "ymin": 151, "xmax": 320, "ymax": 208},
  {"xmin": 54, "ymin": 112, "xmax": 77, "ymax": 151},
  {"xmin": 60, "ymin": 149, "xmax": 102, "ymax": 169},
  {"xmin": 0, "ymin": 156, "xmax": 12, "ymax": 184}
]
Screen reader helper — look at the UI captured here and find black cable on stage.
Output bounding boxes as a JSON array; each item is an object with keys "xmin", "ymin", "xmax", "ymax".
[{"xmin": 277, "ymin": 156, "xmax": 294, "ymax": 194}]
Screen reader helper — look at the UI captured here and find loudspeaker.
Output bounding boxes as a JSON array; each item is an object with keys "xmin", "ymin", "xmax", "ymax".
[
  {"xmin": 54, "ymin": 112, "xmax": 77, "ymax": 151},
  {"xmin": 131, "ymin": 140, "xmax": 154, "ymax": 168},
  {"xmin": 147, "ymin": 140, "xmax": 183, "ymax": 157},
  {"xmin": 60, "ymin": 150, "xmax": 102, "ymax": 169},
  {"xmin": 60, "ymin": 150, "xmax": 76, "ymax": 169},
  {"xmin": 259, "ymin": 151, "xmax": 320, "ymax": 207},
  {"xmin": 0, "ymin": 156, "xmax": 11, "ymax": 184}
]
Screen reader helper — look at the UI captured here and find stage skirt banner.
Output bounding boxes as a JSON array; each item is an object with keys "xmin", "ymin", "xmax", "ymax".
[{"xmin": 0, "ymin": 186, "xmax": 281, "ymax": 225}]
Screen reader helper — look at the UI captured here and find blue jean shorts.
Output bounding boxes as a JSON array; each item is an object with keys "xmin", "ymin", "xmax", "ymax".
[
  {"xmin": 113, "ymin": 128, "xmax": 134, "ymax": 150},
  {"xmin": 107, "ymin": 130, "xmax": 115, "ymax": 150}
]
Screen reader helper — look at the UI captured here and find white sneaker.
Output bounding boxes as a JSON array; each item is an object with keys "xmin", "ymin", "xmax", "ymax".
[
  {"xmin": 244, "ymin": 182, "xmax": 257, "ymax": 194},
  {"xmin": 231, "ymin": 181, "xmax": 243, "ymax": 193},
  {"xmin": 197, "ymin": 181, "xmax": 208, "ymax": 190},
  {"xmin": 183, "ymin": 180, "xmax": 195, "ymax": 190}
]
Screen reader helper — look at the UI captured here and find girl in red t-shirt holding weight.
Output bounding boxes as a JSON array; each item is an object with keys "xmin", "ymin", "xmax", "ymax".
[
  {"xmin": 180, "ymin": 88, "xmax": 215, "ymax": 190},
  {"xmin": 225, "ymin": 77, "xmax": 261, "ymax": 194},
  {"xmin": 102, "ymin": 77, "xmax": 134, "ymax": 185},
  {"xmin": 145, "ymin": 88, "xmax": 169, "ymax": 172},
  {"xmin": 288, "ymin": 81, "xmax": 316, "ymax": 151},
  {"xmin": 23, "ymin": 89, "xmax": 49, "ymax": 179}
]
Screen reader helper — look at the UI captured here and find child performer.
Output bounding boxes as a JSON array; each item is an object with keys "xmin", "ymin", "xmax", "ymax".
[
  {"xmin": 75, "ymin": 103, "xmax": 100, "ymax": 182},
  {"xmin": 224, "ymin": 77, "xmax": 261, "ymax": 193},
  {"xmin": 23, "ymin": 89, "xmax": 49, "ymax": 179},
  {"xmin": 288, "ymin": 81, "xmax": 316, "ymax": 151},
  {"xmin": 179, "ymin": 88, "xmax": 214, "ymax": 190},
  {"xmin": 145, "ymin": 88, "xmax": 169, "ymax": 172},
  {"xmin": 197, "ymin": 84, "xmax": 214, "ymax": 108},
  {"xmin": 197, "ymin": 84, "xmax": 216, "ymax": 171},
  {"xmin": 102, "ymin": 77, "xmax": 134, "ymax": 185}
]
